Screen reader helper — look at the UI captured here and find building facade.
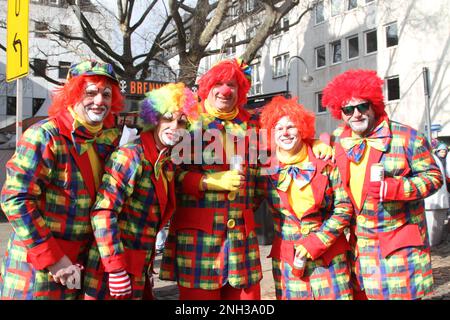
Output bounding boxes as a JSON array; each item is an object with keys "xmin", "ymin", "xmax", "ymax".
[{"xmin": 188, "ymin": 0, "xmax": 450, "ymax": 141}]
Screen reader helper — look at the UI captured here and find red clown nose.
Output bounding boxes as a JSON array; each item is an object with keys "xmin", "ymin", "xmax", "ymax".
[{"xmin": 217, "ymin": 84, "xmax": 232, "ymax": 97}]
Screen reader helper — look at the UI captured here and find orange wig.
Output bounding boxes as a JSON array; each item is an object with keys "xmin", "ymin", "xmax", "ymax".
[
  {"xmin": 259, "ymin": 96, "xmax": 316, "ymax": 146},
  {"xmin": 321, "ymin": 69, "xmax": 387, "ymax": 120},
  {"xmin": 197, "ymin": 59, "xmax": 251, "ymax": 108},
  {"xmin": 48, "ymin": 75, "xmax": 124, "ymax": 127}
]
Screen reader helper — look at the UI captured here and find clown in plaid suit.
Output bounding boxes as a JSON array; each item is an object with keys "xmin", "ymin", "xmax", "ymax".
[
  {"xmin": 0, "ymin": 60, "xmax": 123, "ymax": 299},
  {"xmin": 322, "ymin": 69, "xmax": 443, "ymax": 300},
  {"xmin": 258, "ymin": 96, "xmax": 353, "ymax": 300},
  {"xmin": 82, "ymin": 83, "xmax": 198, "ymax": 300},
  {"xmin": 159, "ymin": 59, "xmax": 264, "ymax": 299}
]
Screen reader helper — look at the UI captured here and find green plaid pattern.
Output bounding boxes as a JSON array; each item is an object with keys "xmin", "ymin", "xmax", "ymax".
[{"xmin": 333, "ymin": 120, "xmax": 441, "ymax": 299}]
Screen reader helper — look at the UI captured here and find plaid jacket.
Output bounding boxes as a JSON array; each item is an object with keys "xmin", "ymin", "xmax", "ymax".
[
  {"xmin": 0, "ymin": 111, "xmax": 119, "ymax": 299},
  {"xmin": 159, "ymin": 107, "xmax": 263, "ymax": 290},
  {"xmin": 333, "ymin": 119, "xmax": 443, "ymax": 300},
  {"xmin": 83, "ymin": 131, "xmax": 175, "ymax": 299},
  {"xmin": 260, "ymin": 146, "xmax": 353, "ymax": 300}
]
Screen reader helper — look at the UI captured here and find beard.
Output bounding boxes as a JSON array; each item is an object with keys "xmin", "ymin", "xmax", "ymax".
[{"xmin": 348, "ymin": 117, "xmax": 369, "ymax": 135}]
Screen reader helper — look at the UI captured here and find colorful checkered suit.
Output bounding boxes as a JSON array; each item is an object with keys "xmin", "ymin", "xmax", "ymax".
[
  {"xmin": 83, "ymin": 131, "xmax": 175, "ymax": 299},
  {"xmin": 159, "ymin": 108, "xmax": 263, "ymax": 291},
  {"xmin": 333, "ymin": 119, "xmax": 443, "ymax": 300},
  {"xmin": 260, "ymin": 146, "xmax": 353, "ymax": 300},
  {"xmin": 0, "ymin": 111, "xmax": 119, "ymax": 299}
]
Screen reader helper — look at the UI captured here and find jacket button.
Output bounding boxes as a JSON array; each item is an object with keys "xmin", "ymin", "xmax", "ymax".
[
  {"xmin": 227, "ymin": 219, "xmax": 236, "ymax": 229},
  {"xmin": 357, "ymin": 215, "xmax": 366, "ymax": 224},
  {"xmin": 301, "ymin": 227, "xmax": 310, "ymax": 235}
]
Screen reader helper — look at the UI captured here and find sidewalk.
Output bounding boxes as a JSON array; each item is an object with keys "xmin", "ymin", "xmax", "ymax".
[{"xmin": 0, "ymin": 222, "xmax": 449, "ymax": 300}]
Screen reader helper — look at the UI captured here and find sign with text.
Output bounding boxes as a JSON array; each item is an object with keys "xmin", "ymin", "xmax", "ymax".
[
  {"xmin": 6, "ymin": 0, "xmax": 29, "ymax": 82},
  {"xmin": 119, "ymin": 79, "xmax": 166, "ymax": 96}
]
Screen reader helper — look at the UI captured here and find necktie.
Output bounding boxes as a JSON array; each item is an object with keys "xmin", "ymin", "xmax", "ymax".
[
  {"xmin": 277, "ymin": 162, "xmax": 316, "ymax": 192},
  {"xmin": 340, "ymin": 120, "xmax": 391, "ymax": 163}
]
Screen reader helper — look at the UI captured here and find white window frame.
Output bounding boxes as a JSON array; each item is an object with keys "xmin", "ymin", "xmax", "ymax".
[
  {"xmin": 272, "ymin": 53, "xmax": 289, "ymax": 78},
  {"xmin": 273, "ymin": 16, "xmax": 289, "ymax": 38},
  {"xmin": 316, "ymin": 92, "xmax": 326, "ymax": 114},
  {"xmin": 364, "ymin": 29, "xmax": 378, "ymax": 55},
  {"xmin": 315, "ymin": 45, "xmax": 326, "ymax": 69},
  {"xmin": 246, "ymin": 0, "xmax": 255, "ymax": 12},
  {"xmin": 225, "ymin": 35, "xmax": 236, "ymax": 56},
  {"xmin": 347, "ymin": 35, "xmax": 359, "ymax": 60},
  {"xmin": 386, "ymin": 76, "xmax": 400, "ymax": 101},
  {"xmin": 331, "ymin": 0, "xmax": 342, "ymax": 17},
  {"xmin": 315, "ymin": 1, "xmax": 325, "ymax": 25},
  {"xmin": 347, "ymin": 0, "xmax": 358, "ymax": 11},
  {"xmin": 229, "ymin": 1, "xmax": 239, "ymax": 20},
  {"xmin": 330, "ymin": 40, "xmax": 342, "ymax": 64},
  {"xmin": 48, "ymin": 0, "xmax": 59, "ymax": 5},
  {"xmin": 249, "ymin": 62, "xmax": 261, "ymax": 96},
  {"xmin": 385, "ymin": 22, "xmax": 399, "ymax": 48}
]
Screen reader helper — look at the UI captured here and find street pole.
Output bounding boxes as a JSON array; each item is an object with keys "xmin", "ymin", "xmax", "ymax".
[
  {"xmin": 285, "ymin": 56, "xmax": 313, "ymax": 98},
  {"xmin": 422, "ymin": 67, "xmax": 432, "ymax": 143},
  {"xmin": 16, "ymin": 78, "xmax": 23, "ymax": 147}
]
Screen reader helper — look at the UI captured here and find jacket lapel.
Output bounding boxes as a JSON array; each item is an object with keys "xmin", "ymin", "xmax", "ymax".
[{"xmin": 140, "ymin": 130, "xmax": 170, "ymax": 219}]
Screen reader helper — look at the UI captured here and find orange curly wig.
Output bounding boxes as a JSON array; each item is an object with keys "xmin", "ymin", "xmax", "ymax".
[
  {"xmin": 259, "ymin": 96, "xmax": 316, "ymax": 146},
  {"xmin": 48, "ymin": 75, "xmax": 124, "ymax": 127},
  {"xmin": 197, "ymin": 59, "xmax": 251, "ymax": 108},
  {"xmin": 321, "ymin": 69, "xmax": 387, "ymax": 120}
]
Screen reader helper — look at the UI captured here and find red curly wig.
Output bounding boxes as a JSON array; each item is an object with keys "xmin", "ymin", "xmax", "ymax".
[
  {"xmin": 48, "ymin": 75, "xmax": 124, "ymax": 127},
  {"xmin": 197, "ymin": 59, "xmax": 251, "ymax": 108},
  {"xmin": 259, "ymin": 96, "xmax": 316, "ymax": 146},
  {"xmin": 321, "ymin": 69, "xmax": 387, "ymax": 120}
]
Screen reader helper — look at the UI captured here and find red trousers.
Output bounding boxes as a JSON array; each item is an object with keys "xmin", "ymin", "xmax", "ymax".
[{"xmin": 178, "ymin": 282, "xmax": 261, "ymax": 300}]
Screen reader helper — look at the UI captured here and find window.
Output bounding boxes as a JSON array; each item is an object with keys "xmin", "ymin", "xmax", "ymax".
[
  {"xmin": 246, "ymin": 25, "xmax": 258, "ymax": 40},
  {"xmin": 225, "ymin": 35, "xmax": 236, "ymax": 56},
  {"xmin": 366, "ymin": 0, "xmax": 375, "ymax": 3},
  {"xmin": 315, "ymin": 46, "xmax": 326, "ymax": 68},
  {"xmin": 31, "ymin": 0, "xmax": 42, "ymax": 3},
  {"xmin": 59, "ymin": 24, "xmax": 71, "ymax": 40},
  {"xmin": 7, "ymin": 97, "xmax": 16, "ymax": 116},
  {"xmin": 32, "ymin": 98, "xmax": 45, "ymax": 116},
  {"xmin": 33, "ymin": 59, "xmax": 47, "ymax": 77},
  {"xmin": 273, "ymin": 53, "xmax": 289, "ymax": 78},
  {"xmin": 228, "ymin": 1, "xmax": 238, "ymax": 20},
  {"xmin": 316, "ymin": 92, "xmax": 326, "ymax": 113},
  {"xmin": 35, "ymin": 21, "xmax": 48, "ymax": 38},
  {"xmin": 315, "ymin": 1, "xmax": 325, "ymax": 24},
  {"xmin": 347, "ymin": 35, "xmax": 359, "ymax": 59},
  {"xmin": 331, "ymin": 0, "xmax": 342, "ymax": 17},
  {"xmin": 386, "ymin": 76, "xmax": 400, "ymax": 101},
  {"xmin": 246, "ymin": 0, "xmax": 255, "ymax": 12},
  {"xmin": 249, "ymin": 63, "xmax": 261, "ymax": 96},
  {"xmin": 347, "ymin": 0, "xmax": 357, "ymax": 10},
  {"xmin": 48, "ymin": 0, "xmax": 59, "ymax": 5},
  {"xmin": 58, "ymin": 61, "xmax": 71, "ymax": 79},
  {"xmin": 385, "ymin": 22, "xmax": 398, "ymax": 47},
  {"xmin": 365, "ymin": 29, "xmax": 377, "ymax": 54},
  {"xmin": 273, "ymin": 16, "xmax": 289, "ymax": 37},
  {"xmin": 330, "ymin": 40, "xmax": 342, "ymax": 64}
]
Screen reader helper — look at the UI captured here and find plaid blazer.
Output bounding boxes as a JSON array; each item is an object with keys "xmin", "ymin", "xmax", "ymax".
[
  {"xmin": 260, "ymin": 146, "xmax": 353, "ymax": 300},
  {"xmin": 0, "ymin": 111, "xmax": 119, "ymax": 299},
  {"xmin": 333, "ymin": 119, "xmax": 443, "ymax": 300},
  {"xmin": 83, "ymin": 131, "xmax": 175, "ymax": 300},
  {"xmin": 159, "ymin": 107, "xmax": 263, "ymax": 290}
]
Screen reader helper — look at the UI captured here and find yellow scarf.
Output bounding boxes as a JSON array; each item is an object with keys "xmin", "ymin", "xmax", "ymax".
[
  {"xmin": 204, "ymin": 100, "xmax": 239, "ymax": 120},
  {"xmin": 277, "ymin": 145, "xmax": 315, "ymax": 219},
  {"xmin": 69, "ymin": 107, "xmax": 103, "ymax": 190}
]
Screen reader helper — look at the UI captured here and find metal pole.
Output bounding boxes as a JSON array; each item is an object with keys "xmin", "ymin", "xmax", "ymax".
[
  {"xmin": 285, "ymin": 56, "xmax": 312, "ymax": 99},
  {"xmin": 16, "ymin": 78, "xmax": 23, "ymax": 147},
  {"xmin": 422, "ymin": 67, "xmax": 432, "ymax": 143}
]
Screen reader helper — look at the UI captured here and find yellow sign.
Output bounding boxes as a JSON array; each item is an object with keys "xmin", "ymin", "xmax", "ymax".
[{"xmin": 6, "ymin": 0, "xmax": 29, "ymax": 82}]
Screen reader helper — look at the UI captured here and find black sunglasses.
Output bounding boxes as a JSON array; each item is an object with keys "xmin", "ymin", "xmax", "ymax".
[{"xmin": 341, "ymin": 102, "xmax": 371, "ymax": 116}]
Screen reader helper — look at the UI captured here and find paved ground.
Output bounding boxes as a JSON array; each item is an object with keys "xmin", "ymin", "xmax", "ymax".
[{"xmin": 0, "ymin": 222, "xmax": 448, "ymax": 300}]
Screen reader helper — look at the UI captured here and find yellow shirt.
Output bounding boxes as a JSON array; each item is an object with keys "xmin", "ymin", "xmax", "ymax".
[
  {"xmin": 349, "ymin": 135, "xmax": 371, "ymax": 210},
  {"xmin": 277, "ymin": 145, "xmax": 315, "ymax": 219}
]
